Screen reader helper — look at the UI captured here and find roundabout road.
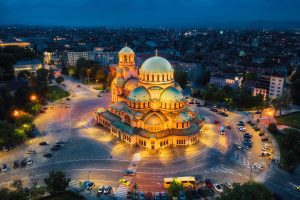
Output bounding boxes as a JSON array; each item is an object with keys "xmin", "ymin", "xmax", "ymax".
[{"xmin": 1, "ymin": 77, "xmax": 298, "ymax": 199}]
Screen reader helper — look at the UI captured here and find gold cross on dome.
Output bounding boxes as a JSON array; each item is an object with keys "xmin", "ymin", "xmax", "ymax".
[
  {"xmin": 155, "ymin": 49, "xmax": 158, "ymax": 56},
  {"xmin": 125, "ymin": 42, "xmax": 127, "ymax": 47}
]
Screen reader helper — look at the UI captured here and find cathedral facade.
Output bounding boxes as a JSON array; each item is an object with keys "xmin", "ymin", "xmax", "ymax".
[{"xmin": 95, "ymin": 46, "xmax": 204, "ymax": 149}]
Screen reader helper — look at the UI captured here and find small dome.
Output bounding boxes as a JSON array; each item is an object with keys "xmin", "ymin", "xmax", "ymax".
[
  {"xmin": 174, "ymin": 112, "xmax": 191, "ymax": 123},
  {"xmin": 160, "ymin": 87, "xmax": 183, "ymax": 102},
  {"xmin": 128, "ymin": 86, "xmax": 151, "ymax": 102},
  {"xmin": 145, "ymin": 114, "xmax": 163, "ymax": 126},
  {"xmin": 119, "ymin": 46, "xmax": 134, "ymax": 55},
  {"xmin": 111, "ymin": 101, "xmax": 127, "ymax": 110},
  {"xmin": 140, "ymin": 56, "xmax": 173, "ymax": 74},
  {"xmin": 112, "ymin": 77, "xmax": 125, "ymax": 88},
  {"xmin": 124, "ymin": 78, "xmax": 138, "ymax": 92}
]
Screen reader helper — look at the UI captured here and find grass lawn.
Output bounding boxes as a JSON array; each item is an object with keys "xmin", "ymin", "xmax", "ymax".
[
  {"xmin": 46, "ymin": 86, "xmax": 70, "ymax": 102},
  {"xmin": 42, "ymin": 191, "xmax": 85, "ymax": 200},
  {"xmin": 276, "ymin": 111, "xmax": 300, "ymax": 129}
]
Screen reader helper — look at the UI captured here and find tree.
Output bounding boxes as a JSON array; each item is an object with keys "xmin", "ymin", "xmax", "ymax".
[
  {"xmin": 55, "ymin": 76, "xmax": 65, "ymax": 84},
  {"xmin": 61, "ymin": 66, "xmax": 69, "ymax": 75},
  {"xmin": 268, "ymin": 123, "xmax": 278, "ymax": 134},
  {"xmin": 218, "ymin": 181, "xmax": 273, "ymax": 200},
  {"xmin": 0, "ymin": 121, "xmax": 16, "ymax": 146},
  {"xmin": 271, "ymin": 91, "xmax": 292, "ymax": 116},
  {"xmin": 174, "ymin": 69, "xmax": 188, "ymax": 89},
  {"xmin": 44, "ymin": 170, "xmax": 71, "ymax": 195},
  {"xmin": 36, "ymin": 68, "xmax": 49, "ymax": 83},
  {"xmin": 29, "ymin": 182, "xmax": 45, "ymax": 200},
  {"xmin": 106, "ymin": 72, "xmax": 114, "ymax": 86},
  {"xmin": 168, "ymin": 179, "xmax": 184, "ymax": 197}
]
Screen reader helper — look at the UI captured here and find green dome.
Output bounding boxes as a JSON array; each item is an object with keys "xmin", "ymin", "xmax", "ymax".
[
  {"xmin": 124, "ymin": 78, "xmax": 138, "ymax": 92},
  {"xmin": 112, "ymin": 77, "xmax": 125, "ymax": 88},
  {"xmin": 119, "ymin": 46, "xmax": 134, "ymax": 54},
  {"xmin": 140, "ymin": 56, "xmax": 173, "ymax": 73},
  {"xmin": 160, "ymin": 87, "xmax": 183, "ymax": 102},
  {"xmin": 174, "ymin": 112, "xmax": 191, "ymax": 123},
  {"xmin": 128, "ymin": 86, "xmax": 151, "ymax": 102}
]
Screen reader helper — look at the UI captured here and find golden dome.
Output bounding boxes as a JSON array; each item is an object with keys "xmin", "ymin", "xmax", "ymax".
[
  {"xmin": 174, "ymin": 112, "xmax": 191, "ymax": 123},
  {"xmin": 128, "ymin": 86, "xmax": 151, "ymax": 102},
  {"xmin": 119, "ymin": 46, "xmax": 134, "ymax": 55},
  {"xmin": 124, "ymin": 78, "xmax": 138, "ymax": 92},
  {"xmin": 140, "ymin": 56, "xmax": 173, "ymax": 74},
  {"xmin": 160, "ymin": 87, "xmax": 183, "ymax": 102},
  {"xmin": 112, "ymin": 77, "xmax": 125, "ymax": 88}
]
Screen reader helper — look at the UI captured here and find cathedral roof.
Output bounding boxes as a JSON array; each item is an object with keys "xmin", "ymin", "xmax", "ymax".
[
  {"xmin": 174, "ymin": 112, "xmax": 192, "ymax": 123},
  {"xmin": 124, "ymin": 78, "xmax": 138, "ymax": 92},
  {"xmin": 119, "ymin": 46, "xmax": 134, "ymax": 54},
  {"xmin": 160, "ymin": 87, "xmax": 184, "ymax": 102},
  {"xmin": 112, "ymin": 77, "xmax": 125, "ymax": 88},
  {"xmin": 128, "ymin": 86, "xmax": 151, "ymax": 102},
  {"xmin": 140, "ymin": 56, "xmax": 173, "ymax": 74}
]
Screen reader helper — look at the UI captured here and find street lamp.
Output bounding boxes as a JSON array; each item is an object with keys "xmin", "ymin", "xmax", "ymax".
[
  {"xmin": 13, "ymin": 110, "xmax": 20, "ymax": 117},
  {"xmin": 30, "ymin": 94, "xmax": 37, "ymax": 101}
]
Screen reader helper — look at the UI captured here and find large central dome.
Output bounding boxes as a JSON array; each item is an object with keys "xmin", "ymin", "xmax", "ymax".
[{"xmin": 140, "ymin": 56, "xmax": 173, "ymax": 73}]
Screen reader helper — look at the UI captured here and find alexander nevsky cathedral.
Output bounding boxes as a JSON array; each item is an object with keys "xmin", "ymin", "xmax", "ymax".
[{"xmin": 95, "ymin": 46, "xmax": 204, "ymax": 150}]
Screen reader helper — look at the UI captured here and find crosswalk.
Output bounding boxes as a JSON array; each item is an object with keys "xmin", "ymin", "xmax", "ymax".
[
  {"xmin": 115, "ymin": 153, "xmax": 141, "ymax": 199},
  {"xmin": 230, "ymin": 151, "xmax": 261, "ymax": 172},
  {"xmin": 204, "ymin": 164, "xmax": 236, "ymax": 174}
]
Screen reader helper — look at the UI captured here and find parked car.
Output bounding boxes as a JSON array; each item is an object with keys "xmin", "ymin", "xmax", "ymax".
[
  {"xmin": 51, "ymin": 146, "xmax": 60, "ymax": 151},
  {"xmin": 259, "ymin": 131, "xmax": 265, "ymax": 136},
  {"xmin": 43, "ymin": 153, "xmax": 52, "ymax": 158},
  {"xmin": 154, "ymin": 192, "xmax": 160, "ymax": 200},
  {"xmin": 205, "ymin": 179, "xmax": 213, "ymax": 188},
  {"xmin": 179, "ymin": 191, "xmax": 186, "ymax": 200},
  {"xmin": 214, "ymin": 184, "xmax": 224, "ymax": 193},
  {"xmin": 103, "ymin": 185, "xmax": 110, "ymax": 194},
  {"xmin": 139, "ymin": 191, "xmax": 145, "ymax": 200},
  {"xmin": 56, "ymin": 140, "xmax": 65, "ymax": 144},
  {"xmin": 97, "ymin": 185, "xmax": 104, "ymax": 195},
  {"xmin": 21, "ymin": 159, "xmax": 27, "ymax": 168},
  {"xmin": 261, "ymin": 137, "xmax": 269, "ymax": 142},
  {"xmin": 161, "ymin": 191, "xmax": 167, "ymax": 200},
  {"xmin": 39, "ymin": 142, "xmax": 48, "ymax": 146},
  {"xmin": 27, "ymin": 149, "xmax": 36, "ymax": 154},
  {"xmin": 214, "ymin": 120, "xmax": 220, "ymax": 125},
  {"xmin": 2, "ymin": 164, "xmax": 8, "ymax": 172},
  {"xmin": 84, "ymin": 181, "xmax": 95, "ymax": 191},
  {"xmin": 235, "ymin": 143, "xmax": 242, "ymax": 149},
  {"xmin": 27, "ymin": 158, "xmax": 33, "ymax": 165},
  {"xmin": 227, "ymin": 125, "xmax": 231, "ymax": 129},
  {"xmin": 13, "ymin": 160, "xmax": 19, "ymax": 169}
]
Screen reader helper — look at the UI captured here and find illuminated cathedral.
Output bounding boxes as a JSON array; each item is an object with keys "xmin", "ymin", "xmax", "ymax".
[{"xmin": 95, "ymin": 46, "xmax": 204, "ymax": 149}]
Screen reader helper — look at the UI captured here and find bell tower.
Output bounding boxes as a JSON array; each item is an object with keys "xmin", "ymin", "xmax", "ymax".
[{"xmin": 118, "ymin": 44, "xmax": 138, "ymax": 81}]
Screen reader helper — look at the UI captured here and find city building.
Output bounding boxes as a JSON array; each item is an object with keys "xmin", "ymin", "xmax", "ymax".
[
  {"xmin": 269, "ymin": 73, "xmax": 285, "ymax": 99},
  {"xmin": 43, "ymin": 51, "xmax": 54, "ymax": 64},
  {"xmin": 13, "ymin": 59, "xmax": 43, "ymax": 74},
  {"xmin": 66, "ymin": 51, "xmax": 91, "ymax": 66},
  {"xmin": 209, "ymin": 73, "xmax": 243, "ymax": 89},
  {"xmin": 253, "ymin": 74, "xmax": 270, "ymax": 100},
  {"xmin": 95, "ymin": 47, "xmax": 204, "ymax": 149}
]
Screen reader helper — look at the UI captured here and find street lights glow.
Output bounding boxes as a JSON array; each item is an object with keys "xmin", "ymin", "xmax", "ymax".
[
  {"xmin": 13, "ymin": 110, "xmax": 20, "ymax": 117},
  {"xmin": 30, "ymin": 94, "xmax": 37, "ymax": 101}
]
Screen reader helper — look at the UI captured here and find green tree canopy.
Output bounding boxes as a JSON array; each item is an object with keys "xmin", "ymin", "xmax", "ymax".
[
  {"xmin": 44, "ymin": 170, "xmax": 71, "ymax": 195},
  {"xmin": 168, "ymin": 178, "xmax": 184, "ymax": 197},
  {"xmin": 55, "ymin": 76, "xmax": 65, "ymax": 84},
  {"xmin": 218, "ymin": 181, "xmax": 273, "ymax": 200}
]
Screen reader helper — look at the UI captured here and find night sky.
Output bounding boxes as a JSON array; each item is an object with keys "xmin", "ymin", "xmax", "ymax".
[{"xmin": 0, "ymin": 0, "xmax": 300, "ymax": 27}]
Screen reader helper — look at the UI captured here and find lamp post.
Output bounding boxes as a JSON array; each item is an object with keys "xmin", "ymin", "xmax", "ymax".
[{"xmin": 30, "ymin": 94, "xmax": 37, "ymax": 101}]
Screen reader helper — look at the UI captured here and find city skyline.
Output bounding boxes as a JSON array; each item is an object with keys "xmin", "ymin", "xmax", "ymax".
[{"xmin": 1, "ymin": 0, "xmax": 300, "ymax": 28}]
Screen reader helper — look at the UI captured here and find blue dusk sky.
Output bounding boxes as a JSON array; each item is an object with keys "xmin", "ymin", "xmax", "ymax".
[{"xmin": 0, "ymin": 0, "xmax": 300, "ymax": 27}]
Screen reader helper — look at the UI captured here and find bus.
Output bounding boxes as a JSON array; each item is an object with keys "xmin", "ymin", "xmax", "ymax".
[{"xmin": 163, "ymin": 176, "xmax": 196, "ymax": 189}]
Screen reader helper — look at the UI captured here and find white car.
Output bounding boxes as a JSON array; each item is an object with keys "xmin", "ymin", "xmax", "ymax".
[
  {"xmin": 214, "ymin": 184, "xmax": 224, "ymax": 193},
  {"xmin": 255, "ymin": 163, "xmax": 264, "ymax": 169},
  {"xmin": 224, "ymin": 182, "xmax": 233, "ymax": 190},
  {"xmin": 103, "ymin": 185, "xmax": 110, "ymax": 194},
  {"xmin": 27, "ymin": 158, "xmax": 33, "ymax": 165},
  {"xmin": 239, "ymin": 127, "xmax": 246, "ymax": 132},
  {"xmin": 154, "ymin": 192, "xmax": 160, "ymax": 200}
]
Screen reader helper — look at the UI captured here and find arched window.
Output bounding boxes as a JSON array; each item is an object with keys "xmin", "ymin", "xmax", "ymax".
[
  {"xmin": 162, "ymin": 74, "xmax": 165, "ymax": 81},
  {"xmin": 147, "ymin": 74, "xmax": 149, "ymax": 81},
  {"xmin": 152, "ymin": 74, "xmax": 154, "ymax": 81},
  {"xmin": 157, "ymin": 74, "xmax": 160, "ymax": 81}
]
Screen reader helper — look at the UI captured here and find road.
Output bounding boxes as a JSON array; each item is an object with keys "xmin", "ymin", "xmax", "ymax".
[{"xmin": 0, "ymin": 77, "xmax": 299, "ymax": 200}]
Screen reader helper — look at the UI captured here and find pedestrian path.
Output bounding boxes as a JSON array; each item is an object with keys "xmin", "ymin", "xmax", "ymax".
[{"xmin": 115, "ymin": 153, "xmax": 141, "ymax": 199}]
